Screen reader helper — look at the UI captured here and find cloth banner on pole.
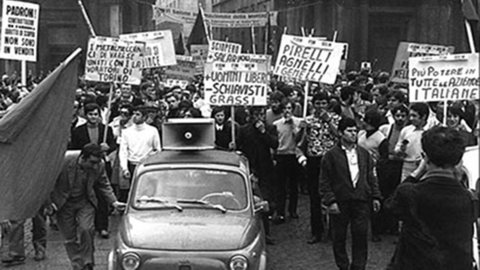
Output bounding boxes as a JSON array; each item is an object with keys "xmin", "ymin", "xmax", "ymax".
[
  {"xmin": 153, "ymin": 5, "xmax": 278, "ymax": 29},
  {"xmin": 0, "ymin": 49, "xmax": 81, "ymax": 221},
  {"xmin": 0, "ymin": 0, "xmax": 40, "ymax": 62},
  {"xmin": 408, "ymin": 53, "xmax": 479, "ymax": 103}
]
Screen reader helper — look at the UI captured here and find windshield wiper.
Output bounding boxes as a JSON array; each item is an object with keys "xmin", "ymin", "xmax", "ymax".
[
  {"xmin": 176, "ymin": 199, "xmax": 227, "ymax": 213},
  {"xmin": 136, "ymin": 197, "xmax": 183, "ymax": 212}
]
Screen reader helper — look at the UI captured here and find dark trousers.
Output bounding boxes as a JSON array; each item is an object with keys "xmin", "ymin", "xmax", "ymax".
[
  {"xmin": 253, "ymin": 173, "xmax": 274, "ymax": 236},
  {"xmin": 118, "ymin": 162, "xmax": 137, "ymax": 203},
  {"xmin": 6, "ymin": 209, "xmax": 46, "ymax": 257},
  {"xmin": 57, "ymin": 199, "xmax": 96, "ymax": 270},
  {"xmin": 307, "ymin": 156, "xmax": 324, "ymax": 238},
  {"xmin": 274, "ymin": 154, "xmax": 299, "ymax": 216},
  {"xmin": 94, "ymin": 161, "xmax": 112, "ymax": 231},
  {"xmin": 373, "ymin": 159, "xmax": 403, "ymax": 234},
  {"xmin": 331, "ymin": 201, "xmax": 370, "ymax": 270}
]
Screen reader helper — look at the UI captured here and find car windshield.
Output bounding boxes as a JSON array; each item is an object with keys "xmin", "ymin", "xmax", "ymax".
[{"xmin": 132, "ymin": 168, "xmax": 248, "ymax": 211}]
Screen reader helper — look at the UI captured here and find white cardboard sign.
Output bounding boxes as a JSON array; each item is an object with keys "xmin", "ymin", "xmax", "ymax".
[
  {"xmin": 0, "ymin": 0, "xmax": 39, "ymax": 62},
  {"xmin": 408, "ymin": 53, "xmax": 479, "ymax": 102},
  {"xmin": 274, "ymin": 34, "xmax": 343, "ymax": 84}
]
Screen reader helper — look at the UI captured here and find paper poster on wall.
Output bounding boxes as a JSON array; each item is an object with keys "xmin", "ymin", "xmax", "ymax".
[
  {"xmin": 391, "ymin": 42, "xmax": 454, "ymax": 84},
  {"xmin": 0, "ymin": 0, "xmax": 40, "ymax": 62},
  {"xmin": 274, "ymin": 34, "xmax": 344, "ymax": 85},
  {"xmin": 408, "ymin": 53, "xmax": 479, "ymax": 102},
  {"xmin": 120, "ymin": 30, "xmax": 176, "ymax": 68},
  {"xmin": 84, "ymin": 36, "xmax": 144, "ymax": 85},
  {"xmin": 204, "ymin": 61, "xmax": 269, "ymax": 106}
]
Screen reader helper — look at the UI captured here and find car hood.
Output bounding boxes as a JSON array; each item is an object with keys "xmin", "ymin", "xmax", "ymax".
[{"xmin": 120, "ymin": 211, "xmax": 260, "ymax": 250}]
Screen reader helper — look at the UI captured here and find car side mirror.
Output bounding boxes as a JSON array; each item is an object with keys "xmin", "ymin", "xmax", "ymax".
[{"xmin": 253, "ymin": 195, "xmax": 269, "ymax": 213}]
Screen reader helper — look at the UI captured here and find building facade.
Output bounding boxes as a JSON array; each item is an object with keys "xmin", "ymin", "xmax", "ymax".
[{"xmin": 213, "ymin": 0, "xmax": 479, "ymax": 72}]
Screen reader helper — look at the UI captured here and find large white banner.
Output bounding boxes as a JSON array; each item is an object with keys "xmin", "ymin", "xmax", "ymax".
[
  {"xmin": 120, "ymin": 30, "xmax": 176, "ymax": 68},
  {"xmin": 274, "ymin": 34, "xmax": 344, "ymax": 84},
  {"xmin": 204, "ymin": 61, "xmax": 269, "ymax": 106},
  {"xmin": 152, "ymin": 6, "xmax": 278, "ymax": 29},
  {"xmin": 391, "ymin": 42, "xmax": 454, "ymax": 84},
  {"xmin": 206, "ymin": 40, "xmax": 242, "ymax": 62},
  {"xmin": 84, "ymin": 36, "xmax": 144, "ymax": 85},
  {"xmin": 409, "ymin": 53, "xmax": 479, "ymax": 102},
  {"xmin": 0, "ymin": 0, "xmax": 39, "ymax": 62}
]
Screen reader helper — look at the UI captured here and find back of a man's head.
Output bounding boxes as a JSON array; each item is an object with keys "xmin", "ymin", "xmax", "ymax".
[
  {"xmin": 421, "ymin": 126, "xmax": 465, "ymax": 168},
  {"xmin": 81, "ymin": 143, "xmax": 103, "ymax": 159}
]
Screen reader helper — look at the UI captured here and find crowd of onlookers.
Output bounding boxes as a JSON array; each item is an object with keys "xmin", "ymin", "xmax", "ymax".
[{"xmin": 1, "ymin": 66, "xmax": 479, "ymax": 269}]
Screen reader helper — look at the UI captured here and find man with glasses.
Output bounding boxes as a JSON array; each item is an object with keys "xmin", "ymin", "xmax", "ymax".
[
  {"xmin": 320, "ymin": 117, "xmax": 381, "ymax": 270},
  {"xmin": 48, "ymin": 143, "xmax": 125, "ymax": 270},
  {"xmin": 299, "ymin": 91, "xmax": 340, "ymax": 244}
]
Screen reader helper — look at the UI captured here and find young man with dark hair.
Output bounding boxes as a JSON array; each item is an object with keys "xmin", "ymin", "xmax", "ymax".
[
  {"xmin": 119, "ymin": 105, "xmax": 161, "ymax": 201},
  {"xmin": 386, "ymin": 126, "xmax": 474, "ymax": 269},
  {"xmin": 236, "ymin": 106, "xmax": 278, "ymax": 244},
  {"xmin": 69, "ymin": 102, "xmax": 117, "ymax": 239},
  {"xmin": 320, "ymin": 117, "xmax": 381, "ymax": 270},
  {"xmin": 272, "ymin": 99, "xmax": 302, "ymax": 223},
  {"xmin": 395, "ymin": 102, "xmax": 430, "ymax": 181},
  {"xmin": 299, "ymin": 91, "xmax": 341, "ymax": 244},
  {"xmin": 49, "ymin": 143, "xmax": 125, "ymax": 270}
]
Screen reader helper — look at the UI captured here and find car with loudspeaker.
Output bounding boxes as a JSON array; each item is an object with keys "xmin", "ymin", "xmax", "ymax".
[{"xmin": 107, "ymin": 118, "xmax": 268, "ymax": 270}]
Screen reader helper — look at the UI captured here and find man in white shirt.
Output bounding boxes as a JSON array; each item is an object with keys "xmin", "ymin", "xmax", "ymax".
[
  {"xmin": 394, "ymin": 102, "xmax": 430, "ymax": 181},
  {"xmin": 320, "ymin": 117, "xmax": 381, "ymax": 270},
  {"xmin": 119, "ymin": 106, "xmax": 161, "ymax": 182}
]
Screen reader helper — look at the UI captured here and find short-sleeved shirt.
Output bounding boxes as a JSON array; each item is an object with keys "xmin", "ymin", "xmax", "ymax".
[{"xmin": 305, "ymin": 112, "xmax": 340, "ymax": 157}]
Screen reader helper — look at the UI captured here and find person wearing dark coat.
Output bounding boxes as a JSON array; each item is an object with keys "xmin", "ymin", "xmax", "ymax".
[
  {"xmin": 320, "ymin": 117, "xmax": 382, "ymax": 270},
  {"xmin": 236, "ymin": 106, "xmax": 278, "ymax": 244},
  {"xmin": 69, "ymin": 102, "xmax": 117, "ymax": 239},
  {"xmin": 386, "ymin": 126, "xmax": 476, "ymax": 270}
]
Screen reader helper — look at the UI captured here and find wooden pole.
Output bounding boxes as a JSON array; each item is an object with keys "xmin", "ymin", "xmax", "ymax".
[
  {"xmin": 300, "ymin": 27, "xmax": 306, "ymax": 37},
  {"xmin": 230, "ymin": 106, "xmax": 236, "ymax": 149},
  {"xmin": 21, "ymin": 61, "xmax": 27, "ymax": 87},
  {"xmin": 77, "ymin": 0, "xmax": 96, "ymax": 37},
  {"xmin": 303, "ymin": 82, "xmax": 309, "ymax": 119},
  {"xmin": 103, "ymin": 82, "xmax": 114, "ymax": 143},
  {"xmin": 251, "ymin": 25, "xmax": 256, "ymax": 54},
  {"xmin": 332, "ymin": 30, "xmax": 338, "ymax": 42}
]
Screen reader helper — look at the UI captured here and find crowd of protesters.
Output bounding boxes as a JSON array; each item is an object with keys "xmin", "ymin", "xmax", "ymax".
[{"xmin": 1, "ymin": 65, "xmax": 479, "ymax": 270}]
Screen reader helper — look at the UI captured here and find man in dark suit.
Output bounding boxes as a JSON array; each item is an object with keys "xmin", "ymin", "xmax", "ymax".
[
  {"xmin": 320, "ymin": 117, "xmax": 382, "ymax": 270},
  {"xmin": 49, "ymin": 144, "xmax": 125, "ymax": 270},
  {"xmin": 236, "ymin": 106, "xmax": 278, "ymax": 244},
  {"xmin": 70, "ymin": 102, "xmax": 116, "ymax": 238}
]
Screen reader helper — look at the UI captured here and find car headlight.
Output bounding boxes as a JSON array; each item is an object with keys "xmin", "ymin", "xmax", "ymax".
[
  {"xmin": 229, "ymin": 255, "xmax": 248, "ymax": 270},
  {"xmin": 121, "ymin": 252, "xmax": 140, "ymax": 270}
]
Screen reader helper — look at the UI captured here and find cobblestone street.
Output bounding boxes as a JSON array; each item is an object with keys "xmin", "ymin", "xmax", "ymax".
[{"xmin": 1, "ymin": 193, "xmax": 396, "ymax": 270}]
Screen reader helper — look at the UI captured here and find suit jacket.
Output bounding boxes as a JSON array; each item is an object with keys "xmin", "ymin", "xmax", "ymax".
[
  {"xmin": 50, "ymin": 151, "xmax": 117, "ymax": 211},
  {"xmin": 69, "ymin": 123, "xmax": 116, "ymax": 154},
  {"xmin": 320, "ymin": 144, "xmax": 382, "ymax": 205},
  {"xmin": 237, "ymin": 122, "xmax": 278, "ymax": 178}
]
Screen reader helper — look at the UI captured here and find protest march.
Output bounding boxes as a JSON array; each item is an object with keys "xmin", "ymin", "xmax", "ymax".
[{"xmin": 0, "ymin": 0, "xmax": 479, "ymax": 269}]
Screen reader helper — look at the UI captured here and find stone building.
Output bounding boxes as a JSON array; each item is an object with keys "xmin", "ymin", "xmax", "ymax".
[{"xmin": 213, "ymin": 0, "xmax": 479, "ymax": 71}]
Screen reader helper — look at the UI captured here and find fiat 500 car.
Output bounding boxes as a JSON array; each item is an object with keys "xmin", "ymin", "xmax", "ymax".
[{"xmin": 108, "ymin": 119, "xmax": 268, "ymax": 270}]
